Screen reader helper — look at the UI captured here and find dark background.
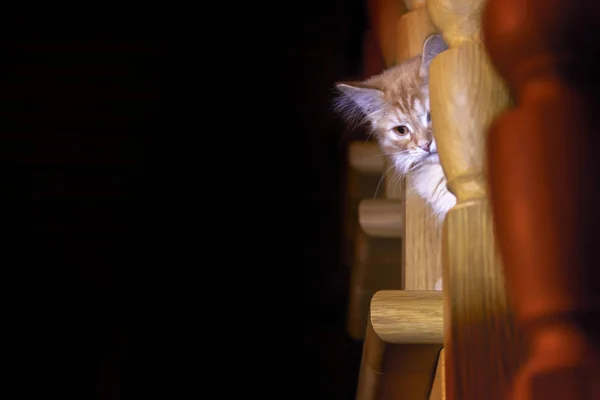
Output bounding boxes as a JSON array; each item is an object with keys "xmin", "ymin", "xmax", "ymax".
[
  {"xmin": 0, "ymin": 3, "xmax": 369, "ymax": 396},
  {"xmin": 0, "ymin": 40, "xmax": 160, "ymax": 399},
  {"xmin": 293, "ymin": 0, "xmax": 373, "ymax": 398}
]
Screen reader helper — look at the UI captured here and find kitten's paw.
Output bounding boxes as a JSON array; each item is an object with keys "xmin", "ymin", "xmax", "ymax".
[{"xmin": 432, "ymin": 190, "xmax": 456, "ymax": 220}]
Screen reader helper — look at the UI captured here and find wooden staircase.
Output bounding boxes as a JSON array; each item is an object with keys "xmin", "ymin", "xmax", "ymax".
[{"xmin": 340, "ymin": 0, "xmax": 600, "ymax": 399}]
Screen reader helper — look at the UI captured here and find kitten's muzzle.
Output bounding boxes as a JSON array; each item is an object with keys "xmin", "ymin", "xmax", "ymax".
[{"xmin": 419, "ymin": 141, "xmax": 432, "ymax": 153}]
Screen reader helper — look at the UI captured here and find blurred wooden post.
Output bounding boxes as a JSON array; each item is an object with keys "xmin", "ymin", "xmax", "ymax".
[
  {"xmin": 427, "ymin": 0, "xmax": 523, "ymax": 399},
  {"xmin": 483, "ymin": 0, "xmax": 600, "ymax": 398},
  {"xmin": 344, "ymin": 28, "xmax": 385, "ymax": 268},
  {"xmin": 357, "ymin": 291, "xmax": 444, "ymax": 399},
  {"xmin": 367, "ymin": 0, "xmax": 407, "ymax": 68},
  {"xmin": 362, "ymin": 29, "xmax": 386, "ymax": 79},
  {"xmin": 428, "ymin": 349, "xmax": 445, "ymax": 400},
  {"xmin": 347, "ymin": 198, "xmax": 403, "ymax": 340},
  {"xmin": 344, "ymin": 141, "xmax": 384, "ymax": 269},
  {"xmin": 344, "ymin": 23, "xmax": 405, "ymax": 340}
]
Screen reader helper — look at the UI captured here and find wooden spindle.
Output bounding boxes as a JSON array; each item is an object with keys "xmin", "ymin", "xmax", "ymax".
[
  {"xmin": 396, "ymin": 1, "xmax": 434, "ymax": 64},
  {"xmin": 344, "ymin": 141, "xmax": 384, "ymax": 269},
  {"xmin": 429, "ymin": 349, "xmax": 445, "ymax": 400},
  {"xmin": 367, "ymin": 0, "xmax": 407, "ymax": 67},
  {"xmin": 343, "ymin": 22, "xmax": 394, "ymax": 340},
  {"xmin": 347, "ymin": 229, "xmax": 403, "ymax": 340},
  {"xmin": 355, "ymin": 2, "xmax": 445, "ymax": 397},
  {"xmin": 483, "ymin": 1, "xmax": 600, "ymax": 399},
  {"xmin": 361, "ymin": 29, "xmax": 386, "ymax": 79},
  {"xmin": 345, "ymin": 0, "xmax": 408, "ymax": 340},
  {"xmin": 356, "ymin": 291, "xmax": 443, "ymax": 399},
  {"xmin": 427, "ymin": 0, "xmax": 523, "ymax": 398},
  {"xmin": 398, "ymin": 0, "xmax": 441, "ymax": 292}
]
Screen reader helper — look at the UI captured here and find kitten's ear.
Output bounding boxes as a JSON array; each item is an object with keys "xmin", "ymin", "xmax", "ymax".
[
  {"xmin": 334, "ymin": 81, "xmax": 385, "ymax": 124},
  {"xmin": 420, "ymin": 34, "xmax": 448, "ymax": 77}
]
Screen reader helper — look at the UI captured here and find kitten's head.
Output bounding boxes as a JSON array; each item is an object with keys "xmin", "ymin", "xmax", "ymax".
[{"xmin": 335, "ymin": 34, "xmax": 448, "ymax": 176}]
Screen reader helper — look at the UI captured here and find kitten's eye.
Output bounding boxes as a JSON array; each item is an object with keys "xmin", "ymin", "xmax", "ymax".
[
  {"xmin": 427, "ymin": 112, "xmax": 431, "ymax": 122},
  {"xmin": 394, "ymin": 125, "xmax": 409, "ymax": 136}
]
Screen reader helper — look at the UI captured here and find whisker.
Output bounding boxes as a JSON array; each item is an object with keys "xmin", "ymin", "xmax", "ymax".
[
  {"xmin": 373, "ymin": 164, "xmax": 396, "ymax": 199},
  {"xmin": 392, "ymin": 170, "xmax": 403, "ymax": 195},
  {"xmin": 364, "ymin": 126, "xmax": 378, "ymax": 142},
  {"xmin": 353, "ymin": 150, "xmax": 414, "ymax": 164}
]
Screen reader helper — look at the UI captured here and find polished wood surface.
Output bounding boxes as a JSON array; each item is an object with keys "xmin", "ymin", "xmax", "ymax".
[
  {"xmin": 427, "ymin": 0, "xmax": 524, "ymax": 398},
  {"xmin": 483, "ymin": 0, "xmax": 600, "ymax": 398},
  {"xmin": 428, "ymin": 349, "xmax": 445, "ymax": 400},
  {"xmin": 399, "ymin": 0, "xmax": 442, "ymax": 293},
  {"xmin": 371, "ymin": 290, "xmax": 443, "ymax": 344}
]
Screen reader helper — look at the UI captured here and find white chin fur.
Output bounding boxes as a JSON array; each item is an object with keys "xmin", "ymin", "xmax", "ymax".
[
  {"xmin": 424, "ymin": 153, "xmax": 440, "ymax": 164},
  {"xmin": 410, "ymin": 163, "xmax": 456, "ymax": 220}
]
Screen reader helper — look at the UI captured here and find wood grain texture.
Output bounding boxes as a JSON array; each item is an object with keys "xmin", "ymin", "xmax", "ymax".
[
  {"xmin": 397, "ymin": 5, "xmax": 443, "ymax": 292},
  {"xmin": 427, "ymin": 0, "xmax": 482, "ymax": 47},
  {"xmin": 356, "ymin": 5, "xmax": 444, "ymax": 399},
  {"xmin": 441, "ymin": 201, "xmax": 522, "ymax": 400},
  {"xmin": 371, "ymin": 290, "xmax": 443, "ymax": 344},
  {"xmin": 427, "ymin": 1, "xmax": 524, "ymax": 398},
  {"xmin": 483, "ymin": 0, "xmax": 600, "ymax": 398},
  {"xmin": 403, "ymin": 181, "xmax": 443, "ymax": 290},
  {"xmin": 349, "ymin": 152, "xmax": 404, "ymax": 339},
  {"xmin": 349, "ymin": 156, "xmax": 403, "ymax": 339}
]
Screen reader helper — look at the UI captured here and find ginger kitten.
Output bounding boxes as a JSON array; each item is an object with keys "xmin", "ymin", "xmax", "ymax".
[{"xmin": 335, "ymin": 34, "xmax": 455, "ymax": 220}]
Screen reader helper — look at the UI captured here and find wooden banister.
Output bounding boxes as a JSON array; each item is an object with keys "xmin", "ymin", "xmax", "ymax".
[
  {"xmin": 483, "ymin": 0, "xmax": 600, "ymax": 398},
  {"xmin": 396, "ymin": 4, "xmax": 434, "ymax": 65},
  {"xmin": 429, "ymin": 349, "xmax": 445, "ymax": 400},
  {"xmin": 427, "ymin": 0, "xmax": 523, "ymax": 398},
  {"xmin": 397, "ymin": 0, "xmax": 442, "ymax": 292},
  {"xmin": 344, "ymin": 141, "xmax": 385, "ymax": 268},
  {"xmin": 357, "ymin": 291, "xmax": 443, "ymax": 399},
  {"xmin": 347, "ymin": 229, "xmax": 403, "ymax": 340},
  {"xmin": 343, "ymin": 23, "xmax": 400, "ymax": 340},
  {"xmin": 346, "ymin": 141, "xmax": 404, "ymax": 341},
  {"xmin": 348, "ymin": 141, "xmax": 386, "ymax": 174},
  {"xmin": 359, "ymin": 200, "xmax": 403, "ymax": 238},
  {"xmin": 371, "ymin": 291, "xmax": 443, "ymax": 344},
  {"xmin": 367, "ymin": 0, "xmax": 407, "ymax": 67},
  {"xmin": 353, "ymin": 1, "xmax": 448, "ymax": 398},
  {"xmin": 344, "ymin": 0, "xmax": 411, "ymax": 340}
]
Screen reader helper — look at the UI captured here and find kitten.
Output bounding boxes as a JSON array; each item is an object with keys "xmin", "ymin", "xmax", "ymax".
[{"xmin": 335, "ymin": 34, "xmax": 456, "ymax": 220}]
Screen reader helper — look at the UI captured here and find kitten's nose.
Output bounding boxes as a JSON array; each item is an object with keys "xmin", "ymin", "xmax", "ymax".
[{"xmin": 419, "ymin": 141, "xmax": 432, "ymax": 153}]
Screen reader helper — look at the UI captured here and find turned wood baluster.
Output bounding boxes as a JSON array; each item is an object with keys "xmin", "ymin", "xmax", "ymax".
[
  {"xmin": 367, "ymin": 0, "xmax": 406, "ymax": 68},
  {"xmin": 427, "ymin": 0, "xmax": 524, "ymax": 398},
  {"xmin": 398, "ymin": 0, "xmax": 442, "ymax": 292},
  {"xmin": 483, "ymin": 1, "xmax": 600, "ymax": 399}
]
